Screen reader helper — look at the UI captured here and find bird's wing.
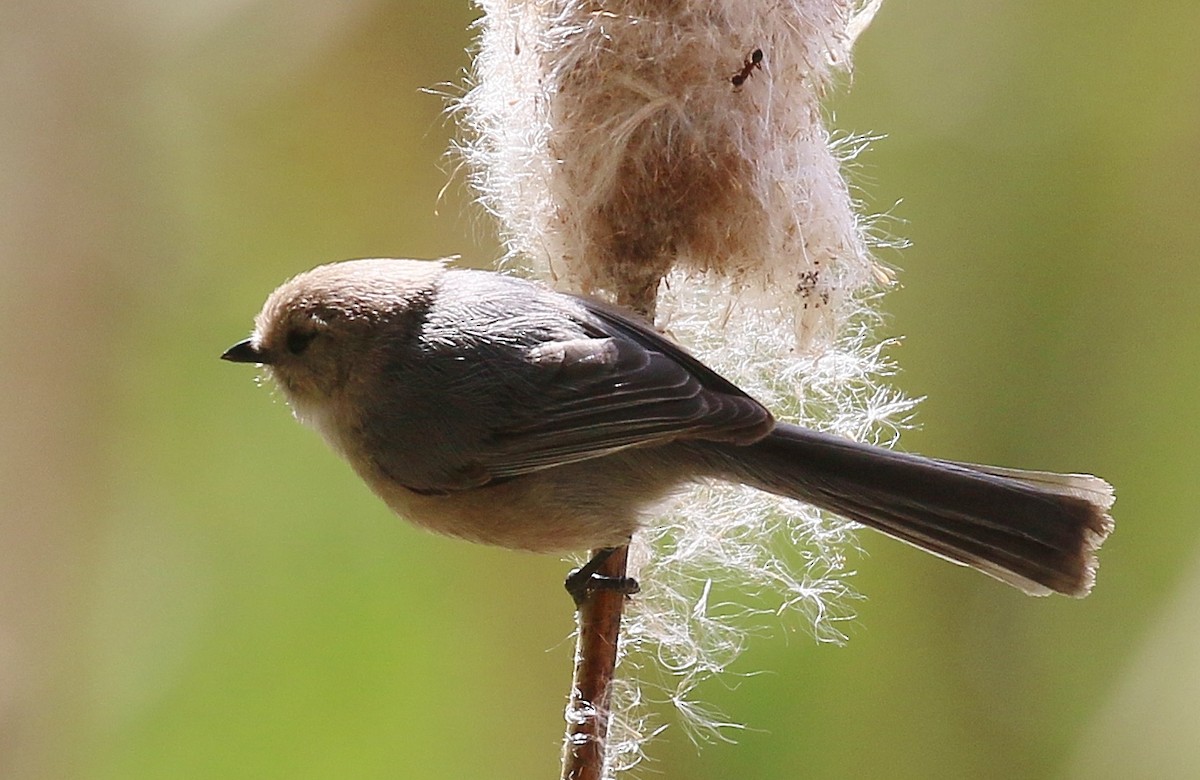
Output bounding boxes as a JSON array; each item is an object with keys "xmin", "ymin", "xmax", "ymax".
[{"xmin": 475, "ymin": 296, "xmax": 773, "ymax": 480}]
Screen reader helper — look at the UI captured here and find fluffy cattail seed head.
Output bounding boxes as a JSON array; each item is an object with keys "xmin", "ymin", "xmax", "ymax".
[
  {"xmin": 462, "ymin": 0, "xmax": 887, "ymax": 335},
  {"xmin": 459, "ymin": 0, "xmax": 899, "ymax": 772}
]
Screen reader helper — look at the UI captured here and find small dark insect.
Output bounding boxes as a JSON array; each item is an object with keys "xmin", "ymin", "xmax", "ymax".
[{"xmin": 731, "ymin": 48, "xmax": 764, "ymax": 87}]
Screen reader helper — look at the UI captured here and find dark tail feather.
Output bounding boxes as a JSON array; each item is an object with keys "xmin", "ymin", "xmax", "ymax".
[{"xmin": 711, "ymin": 424, "xmax": 1114, "ymax": 597}]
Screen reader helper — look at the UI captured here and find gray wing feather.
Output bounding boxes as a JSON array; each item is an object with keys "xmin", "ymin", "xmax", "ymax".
[
  {"xmin": 479, "ymin": 296, "xmax": 772, "ymax": 478},
  {"xmin": 364, "ymin": 271, "xmax": 772, "ymax": 491}
]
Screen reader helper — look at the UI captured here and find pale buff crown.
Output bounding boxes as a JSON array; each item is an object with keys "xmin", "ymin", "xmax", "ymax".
[{"xmin": 249, "ymin": 258, "xmax": 445, "ymax": 407}]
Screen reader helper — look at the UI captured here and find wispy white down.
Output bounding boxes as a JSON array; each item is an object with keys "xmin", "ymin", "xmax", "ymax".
[{"xmin": 458, "ymin": 0, "xmax": 905, "ymax": 774}]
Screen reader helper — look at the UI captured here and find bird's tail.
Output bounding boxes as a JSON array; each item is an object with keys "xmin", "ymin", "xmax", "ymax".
[{"xmin": 705, "ymin": 424, "xmax": 1114, "ymax": 596}]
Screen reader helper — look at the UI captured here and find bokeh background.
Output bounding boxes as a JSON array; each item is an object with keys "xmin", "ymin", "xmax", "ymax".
[{"xmin": 3, "ymin": 1, "xmax": 1198, "ymax": 777}]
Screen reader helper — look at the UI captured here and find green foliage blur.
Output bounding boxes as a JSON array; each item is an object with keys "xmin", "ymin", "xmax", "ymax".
[{"xmin": 4, "ymin": 1, "xmax": 1198, "ymax": 777}]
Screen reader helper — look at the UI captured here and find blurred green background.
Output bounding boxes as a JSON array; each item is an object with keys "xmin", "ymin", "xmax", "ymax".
[{"xmin": 3, "ymin": 1, "xmax": 1198, "ymax": 777}]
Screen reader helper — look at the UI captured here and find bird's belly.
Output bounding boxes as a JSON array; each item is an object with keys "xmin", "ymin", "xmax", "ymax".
[{"xmin": 359, "ymin": 454, "xmax": 694, "ymax": 553}]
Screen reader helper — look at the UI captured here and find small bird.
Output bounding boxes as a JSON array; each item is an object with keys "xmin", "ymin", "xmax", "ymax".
[{"xmin": 223, "ymin": 259, "xmax": 1114, "ymax": 599}]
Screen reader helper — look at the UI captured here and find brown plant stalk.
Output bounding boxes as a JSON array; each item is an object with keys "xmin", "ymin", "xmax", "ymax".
[{"xmin": 561, "ymin": 545, "xmax": 631, "ymax": 780}]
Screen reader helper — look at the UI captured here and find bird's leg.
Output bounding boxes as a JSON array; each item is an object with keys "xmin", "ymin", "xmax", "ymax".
[{"xmin": 564, "ymin": 546, "xmax": 640, "ymax": 607}]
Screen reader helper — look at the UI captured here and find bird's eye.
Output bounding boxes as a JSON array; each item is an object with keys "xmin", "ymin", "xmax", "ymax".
[{"xmin": 285, "ymin": 329, "xmax": 318, "ymax": 355}]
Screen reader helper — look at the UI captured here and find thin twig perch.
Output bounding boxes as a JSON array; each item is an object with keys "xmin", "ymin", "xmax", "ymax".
[{"xmin": 562, "ymin": 544, "xmax": 630, "ymax": 780}]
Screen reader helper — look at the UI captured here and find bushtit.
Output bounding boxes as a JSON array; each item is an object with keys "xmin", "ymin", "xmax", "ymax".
[{"xmin": 223, "ymin": 259, "xmax": 1113, "ymax": 598}]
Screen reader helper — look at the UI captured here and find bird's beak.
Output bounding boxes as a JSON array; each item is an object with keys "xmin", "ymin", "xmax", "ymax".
[{"xmin": 221, "ymin": 338, "xmax": 270, "ymax": 364}]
